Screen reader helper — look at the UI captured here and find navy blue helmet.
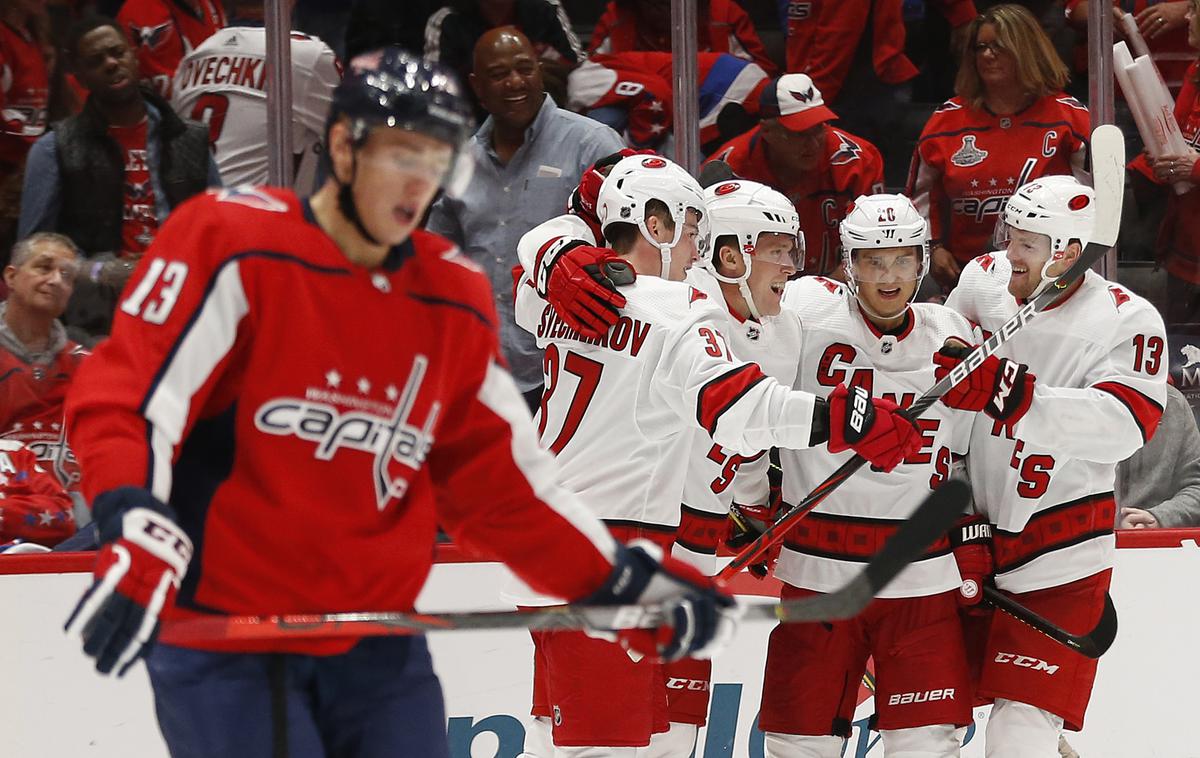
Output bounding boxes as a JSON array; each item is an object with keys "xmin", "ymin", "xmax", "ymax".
[{"xmin": 329, "ymin": 47, "xmax": 474, "ymax": 150}]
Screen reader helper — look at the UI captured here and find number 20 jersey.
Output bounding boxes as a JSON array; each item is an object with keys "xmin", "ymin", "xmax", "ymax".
[{"xmin": 946, "ymin": 254, "xmax": 1167, "ymax": 593}]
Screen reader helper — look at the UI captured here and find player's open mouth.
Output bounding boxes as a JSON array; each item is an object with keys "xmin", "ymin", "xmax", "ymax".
[
  {"xmin": 394, "ymin": 205, "xmax": 417, "ymax": 224},
  {"xmin": 1011, "ymin": 265, "xmax": 1028, "ymax": 275},
  {"xmin": 877, "ymin": 287, "xmax": 901, "ymax": 298},
  {"xmin": 769, "ymin": 281, "xmax": 785, "ymax": 295}
]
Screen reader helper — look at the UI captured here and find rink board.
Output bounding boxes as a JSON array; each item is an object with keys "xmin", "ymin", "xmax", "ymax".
[{"xmin": 1, "ymin": 531, "xmax": 1197, "ymax": 758}]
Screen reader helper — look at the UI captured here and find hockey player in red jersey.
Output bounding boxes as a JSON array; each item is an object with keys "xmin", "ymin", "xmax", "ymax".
[
  {"xmin": 511, "ymin": 155, "xmax": 923, "ymax": 755},
  {"xmin": 706, "ymin": 74, "xmax": 886, "ymax": 277},
  {"xmin": 62, "ymin": 48, "xmax": 739, "ymax": 758},
  {"xmin": 732, "ymin": 194, "xmax": 980, "ymax": 758},
  {"xmin": 941, "ymin": 175, "xmax": 1167, "ymax": 755}
]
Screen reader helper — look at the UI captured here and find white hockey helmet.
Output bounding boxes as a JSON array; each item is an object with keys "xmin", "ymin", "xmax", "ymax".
[
  {"xmin": 839, "ymin": 194, "xmax": 929, "ymax": 304},
  {"xmin": 701, "ymin": 179, "xmax": 802, "ymax": 319},
  {"xmin": 1001, "ymin": 174, "xmax": 1095, "ymax": 253},
  {"xmin": 596, "ymin": 154, "xmax": 710, "ymax": 278},
  {"xmin": 1000, "ymin": 175, "xmax": 1095, "ymax": 297}
]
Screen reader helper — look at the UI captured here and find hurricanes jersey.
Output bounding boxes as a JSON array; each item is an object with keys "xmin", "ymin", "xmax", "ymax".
[{"xmin": 946, "ymin": 254, "xmax": 1167, "ymax": 592}]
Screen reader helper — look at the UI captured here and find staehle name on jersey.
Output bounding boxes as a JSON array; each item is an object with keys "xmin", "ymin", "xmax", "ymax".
[{"xmin": 253, "ymin": 355, "xmax": 440, "ymax": 511}]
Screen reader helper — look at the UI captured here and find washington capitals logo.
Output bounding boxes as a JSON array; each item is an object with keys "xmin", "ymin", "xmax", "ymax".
[
  {"xmin": 254, "ymin": 357, "xmax": 440, "ymax": 510},
  {"xmin": 790, "ymin": 86, "xmax": 815, "ymax": 103},
  {"xmin": 951, "ymin": 135, "xmax": 989, "ymax": 167},
  {"xmin": 829, "ymin": 132, "xmax": 863, "ymax": 166},
  {"xmin": 133, "ymin": 21, "xmax": 173, "ymax": 50}
]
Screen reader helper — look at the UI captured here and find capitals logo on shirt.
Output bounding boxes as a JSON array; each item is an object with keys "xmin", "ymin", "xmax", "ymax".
[
  {"xmin": 829, "ymin": 132, "xmax": 863, "ymax": 166},
  {"xmin": 132, "ymin": 21, "xmax": 174, "ymax": 50},
  {"xmin": 253, "ymin": 355, "xmax": 440, "ymax": 510},
  {"xmin": 951, "ymin": 135, "xmax": 989, "ymax": 167}
]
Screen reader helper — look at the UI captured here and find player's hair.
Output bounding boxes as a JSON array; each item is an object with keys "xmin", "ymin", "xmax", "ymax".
[
  {"xmin": 64, "ymin": 13, "xmax": 126, "ymax": 66},
  {"xmin": 603, "ymin": 199, "xmax": 675, "ymax": 253},
  {"xmin": 9, "ymin": 233, "xmax": 80, "ymax": 269},
  {"xmin": 954, "ymin": 4, "xmax": 1069, "ymax": 111}
]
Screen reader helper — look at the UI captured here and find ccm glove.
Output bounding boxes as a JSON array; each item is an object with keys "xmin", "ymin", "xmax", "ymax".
[
  {"xmin": 950, "ymin": 514, "xmax": 994, "ymax": 608},
  {"xmin": 64, "ymin": 488, "xmax": 192, "ymax": 676},
  {"xmin": 582, "ymin": 540, "xmax": 739, "ymax": 662},
  {"xmin": 540, "ymin": 242, "xmax": 634, "ymax": 338},
  {"xmin": 825, "ymin": 383, "xmax": 922, "ymax": 472},
  {"xmin": 932, "ymin": 341, "xmax": 1035, "ymax": 424}
]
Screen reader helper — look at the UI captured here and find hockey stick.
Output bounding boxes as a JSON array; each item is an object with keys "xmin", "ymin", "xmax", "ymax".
[
  {"xmin": 983, "ymin": 585, "xmax": 1118, "ymax": 659},
  {"xmin": 158, "ymin": 481, "xmax": 968, "ymax": 645},
  {"xmin": 718, "ymin": 124, "xmax": 1126, "ymax": 583}
]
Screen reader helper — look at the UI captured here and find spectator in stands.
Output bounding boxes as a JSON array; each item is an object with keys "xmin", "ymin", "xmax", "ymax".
[
  {"xmin": 784, "ymin": 0, "xmax": 976, "ymax": 135},
  {"xmin": 589, "ymin": 0, "xmax": 777, "ymax": 75},
  {"xmin": 0, "ymin": 438, "xmax": 77, "ymax": 548},
  {"xmin": 907, "ymin": 4, "xmax": 1089, "ymax": 292},
  {"xmin": 426, "ymin": 27, "xmax": 622, "ymax": 410},
  {"xmin": 116, "ymin": 0, "xmax": 224, "ymax": 97},
  {"xmin": 1118, "ymin": 384, "xmax": 1200, "ymax": 528},
  {"xmin": 1067, "ymin": 1, "xmax": 1193, "ymax": 97},
  {"xmin": 18, "ymin": 15, "xmax": 218, "ymax": 342},
  {"xmin": 170, "ymin": 17, "xmax": 340, "ymax": 192},
  {"xmin": 426, "ymin": 0, "xmax": 582, "ymax": 108},
  {"xmin": 705, "ymin": 73, "xmax": 885, "ymax": 277},
  {"xmin": 1138, "ymin": 0, "xmax": 1200, "ymax": 326},
  {"xmin": 0, "ymin": 232, "xmax": 87, "ymax": 493},
  {"xmin": 0, "ymin": 0, "xmax": 51, "ymax": 265}
]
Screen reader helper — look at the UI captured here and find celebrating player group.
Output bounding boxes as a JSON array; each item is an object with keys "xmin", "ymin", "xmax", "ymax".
[{"xmin": 59, "ymin": 47, "xmax": 1164, "ymax": 758}]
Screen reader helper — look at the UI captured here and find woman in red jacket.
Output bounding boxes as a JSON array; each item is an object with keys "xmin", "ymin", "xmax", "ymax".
[
  {"xmin": 1145, "ymin": 0, "xmax": 1200, "ymax": 325},
  {"xmin": 907, "ymin": 4, "xmax": 1090, "ymax": 292}
]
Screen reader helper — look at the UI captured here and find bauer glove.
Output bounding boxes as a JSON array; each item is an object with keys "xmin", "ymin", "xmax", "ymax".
[
  {"xmin": 582, "ymin": 540, "xmax": 739, "ymax": 662},
  {"xmin": 65, "ymin": 487, "xmax": 191, "ymax": 676},
  {"xmin": 824, "ymin": 384, "xmax": 922, "ymax": 472}
]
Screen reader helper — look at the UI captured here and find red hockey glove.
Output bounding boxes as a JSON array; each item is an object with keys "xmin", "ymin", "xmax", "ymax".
[
  {"xmin": 950, "ymin": 514, "xmax": 993, "ymax": 609},
  {"xmin": 932, "ymin": 341, "xmax": 1036, "ymax": 425},
  {"xmin": 64, "ymin": 487, "xmax": 192, "ymax": 677},
  {"xmin": 826, "ymin": 384, "xmax": 922, "ymax": 472},
  {"xmin": 543, "ymin": 243, "xmax": 634, "ymax": 338},
  {"xmin": 582, "ymin": 540, "xmax": 739, "ymax": 662},
  {"xmin": 726, "ymin": 502, "xmax": 781, "ymax": 579}
]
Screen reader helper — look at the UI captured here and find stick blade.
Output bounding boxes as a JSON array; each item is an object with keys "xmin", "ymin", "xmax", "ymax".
[
  {"xmin": 1087, "ymin": 123, "xmax": 1126, "ymax": 249},
  {"xmin": 1078, "ymin": 592, "xmax": 1119, "ymax": 658}
]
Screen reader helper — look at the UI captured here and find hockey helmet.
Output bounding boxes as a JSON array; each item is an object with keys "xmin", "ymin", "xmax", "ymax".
[
  {"xmin": 840, "ymin": 193, "xmax": 929, "ymax": 284},
  {"xmin": 701, "ymin": 179, "xmax": 801, "ymax": 319},
  {"xmin": 1000, "ymin": 175, "xmax": 1096, "ymax": 255},
  {"xmin": 596, "ymin": 155, "xmax": 710, "ymax": 278}
]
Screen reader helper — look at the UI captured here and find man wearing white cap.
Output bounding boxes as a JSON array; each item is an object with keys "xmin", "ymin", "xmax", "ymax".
[{"xmin": 706, "ymin": 73, "xmax": 885, "ymax": 279}]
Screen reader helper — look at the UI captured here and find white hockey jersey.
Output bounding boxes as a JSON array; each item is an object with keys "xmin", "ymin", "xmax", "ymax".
[
  {"xmin": 946, "ymin": 253, "xmax": 1167, "ymax": 593},
  {"xmin": 170, "ymin": 27, "xmax": 340, "ymax": 192},
  {"xmin": 675, "ymin": 266, "xmax": 804, "ymax": 574},
  {"xmin": 768, "ymin": 276, "xmax": 978, "ymax": 598}
]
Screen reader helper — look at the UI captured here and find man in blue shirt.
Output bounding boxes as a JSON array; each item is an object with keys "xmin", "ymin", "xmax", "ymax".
[{"xmin": 427, "ymin": 25, "xmax": 623, "ymax": 410}]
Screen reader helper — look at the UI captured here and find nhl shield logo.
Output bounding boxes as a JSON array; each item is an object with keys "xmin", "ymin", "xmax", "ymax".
[
  {"xmin": 553, "ymin": 705, "xmax": 563, "ymax": 726},
  {"xmin": 880, "ymin": 337, "xmax": 895, "ymax": 354},
  {"xmin": 950, "ymin": 135, "xmax": 989, "ymax": 167}
]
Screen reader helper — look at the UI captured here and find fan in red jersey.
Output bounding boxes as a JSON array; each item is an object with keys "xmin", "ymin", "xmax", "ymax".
[
  {"xmin": 117, "ymin": 0, "xmax": 226, "ymax": 98},
  {"xmin": 705, "ymin": 73, "xmax": 886, "ymax": 277},
  {"xmin": 0, "ymin": 0, "xmax": 48, "ymax": 258},
  {"xmin": 907, "ymin": 5, "xmax": 1089, "ymax": 292},
  {"xmin": 62, "ymin": 47, "xmax": 737, "ymax": 758}
]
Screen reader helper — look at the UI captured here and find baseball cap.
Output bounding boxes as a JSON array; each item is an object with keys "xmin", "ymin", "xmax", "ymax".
[{"xmin": 758, "ymin": 73, "xmax": 837, "ymax": 133}]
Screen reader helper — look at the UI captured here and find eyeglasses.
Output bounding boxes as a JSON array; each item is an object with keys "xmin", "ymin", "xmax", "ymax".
[{"xmin": 973, "ymin": 40, "xmax": 1005, "ymax": 56}]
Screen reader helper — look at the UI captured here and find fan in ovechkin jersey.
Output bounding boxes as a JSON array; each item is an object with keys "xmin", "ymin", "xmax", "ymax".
[{"xmin": 171, "ymin": 26, "xmax": 341, "ymax": 192}]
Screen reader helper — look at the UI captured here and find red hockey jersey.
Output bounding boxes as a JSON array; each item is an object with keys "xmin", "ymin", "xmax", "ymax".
[
  {"xmin": 784, "ymin": 0, "xmax": 977, "ymax": 102},
  {"xmin": 707, "ymin": 124, "xmax": 885, "ymax": 275},
  {"xmin": 0, "ymin": 19, "xmax": 48, "ymax": 165},
  {"xmin": 0, "ymin": 440, "xmax": 75, "ymax": 547},
  {"xmin": 0, "ymin": 340, "xmax": 88, "ymax": 491},
  {"xmin": 588, "ymin": 0, "xmax": 777, "ymax": 75},
  {"xmin": 117, "ymin": 0, "xmax": 226, "ymax": 98},
  {"xmin": 907, "ymin": 93, "xmax": 1090, "ymax": 266},
  {"xmin": 65, "ymin": 187, "xmax": 618, "ymax": 654}
]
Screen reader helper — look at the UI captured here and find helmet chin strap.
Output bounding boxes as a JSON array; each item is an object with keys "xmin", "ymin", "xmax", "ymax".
[
  {"xmin": 707, "ymin": 250, "xmax": 764, "ymax": 321},
  {"xmin": 336, "ymin": 151, "xmax": 382, "ymax": 247},
  {"xmin": 1026, "ymin": 253, "xmax": 1064, "ymax": 300},
  {"xmin": 637, "ymin": 217, "xmax": 681, "ymax": 280}
]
